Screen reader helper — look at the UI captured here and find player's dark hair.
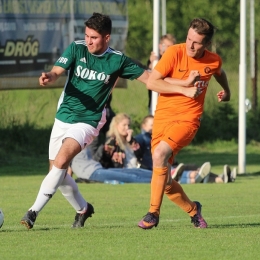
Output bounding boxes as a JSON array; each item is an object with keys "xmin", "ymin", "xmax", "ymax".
[
  {"xmin": 189, "ymin": 18, "xmax": 216, "ymax": 43},
  {"xmin": 84, "ymin": 12, "xmax": 112, "ymax": 35}
]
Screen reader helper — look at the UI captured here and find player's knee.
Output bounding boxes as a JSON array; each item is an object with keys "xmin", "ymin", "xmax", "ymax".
[
  {"xmin": 54, "ymin": 157, "xmax": 70, "ymax": 169},
  {"xmin": 152, "ymin": 148, "xmax": 168, "ymax": 165}
]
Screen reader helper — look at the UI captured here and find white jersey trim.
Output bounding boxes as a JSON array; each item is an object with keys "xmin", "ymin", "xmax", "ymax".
[{"xmin": 75, "ymin": 40, "xmax": 86, "ymax": 46}]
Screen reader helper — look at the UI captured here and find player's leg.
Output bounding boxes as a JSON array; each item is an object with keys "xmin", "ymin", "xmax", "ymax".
[
  {"xmin": 59, "ymin": 172, "xmax": 94, "ymax": 228},
  {"xmin": 138, "ymin": 140, "xmax": 172, "ymax": 229},
  {"xmin": 58, "ymin": 115, "xmax": 107, "ymax": 228},
  {"xmin": 49, "ymin": 160, "xmax": 54, "ymax": 171},
  {"xmin": 21, "ymin": 111, "xmax": 106, "ymax": 229},
  {"xmin": 163, "ymin": 122, "xmax": 207, "ymax": 228},
  {"xmin": 20, "ymin": 122, "xmax": 80, "ymax": 229}
]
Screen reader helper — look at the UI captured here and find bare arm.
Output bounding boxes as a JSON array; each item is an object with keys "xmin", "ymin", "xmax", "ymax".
[
  {"xmin": 146, "ymin": 69, "xmax": 199, "ymax": 98},
  {"xmin": 213, "ymin": 69, "xmax": 231, "ymax": 102},
  {"xmin": 164, "ymin": 70, "xmax": 200, "ymax": 86},
  {"xmin": 136, "ymin": 70, "xmax": 150, "ymax": 85},
  {"xmin": 39, "ymin": 66, "xmax": 66, "ymax": 86}
]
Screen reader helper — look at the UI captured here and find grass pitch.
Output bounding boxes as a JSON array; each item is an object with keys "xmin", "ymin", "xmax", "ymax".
[{"xmin": 0, "ymin": 165, "xmax": 259, "ymax": 259}]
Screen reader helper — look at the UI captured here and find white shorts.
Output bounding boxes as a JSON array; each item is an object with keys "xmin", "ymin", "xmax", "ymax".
[{"xmin": 49, "ymin": 109, "xmax": 106, "ymax": 160}]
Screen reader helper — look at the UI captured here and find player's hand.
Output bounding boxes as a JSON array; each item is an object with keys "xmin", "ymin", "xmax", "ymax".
[
  {"xmin": 182, "ymin": 86, "xmax": 200, "ymax": 99},
  {"xmin": 217, "ymin": 90, "xmax": 230, "ymax": 102},
  {"xmin": 39, "ymin": 72, "xmax": 52, "ymax": 86},
  {"xmin": 185, "ymin": 70, "xmax": 200, "ymax": 86}
]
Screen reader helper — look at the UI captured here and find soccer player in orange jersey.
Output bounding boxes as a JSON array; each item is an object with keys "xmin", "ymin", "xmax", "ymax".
[{"xmin": 138, "ymin": 18, "xmax": 231, "ymax": 229}]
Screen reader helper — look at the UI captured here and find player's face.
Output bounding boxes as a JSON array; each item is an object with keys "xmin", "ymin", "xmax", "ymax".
[
  {"xmin": 186, "ymin": 28, "xmax": 210, "ymax": 59},
  {"xmin": 85, "ymin": 27, "xmax": 110, "ymax": 55},
  {"xmin": 117, "ymin": 118, "xmax": 130, "ymax": 137}
]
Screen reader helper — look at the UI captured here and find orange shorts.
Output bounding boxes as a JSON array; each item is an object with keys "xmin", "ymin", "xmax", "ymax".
[{"xmin": 151, "ymin": 120, "xmax": 199, "ymax": 164}]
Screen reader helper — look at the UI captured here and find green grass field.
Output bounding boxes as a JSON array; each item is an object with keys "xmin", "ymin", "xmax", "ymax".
[
  {"xmin": 0, "ymin": 72, "xmax": 259, "ymax": 259},
  {"xmin": 0, "ymin": 142, "xmax": 259, "ymax": 260},
  {"xmin": 1, "ymin": 173, "xmax": 260, "ymax": 260}
]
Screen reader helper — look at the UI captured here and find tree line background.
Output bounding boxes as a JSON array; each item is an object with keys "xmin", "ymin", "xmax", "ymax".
[
  {"xmin": 125, "ymin": 0, "xmax": 260, "ymax": 144},
  {"xmin": 1, "ymin": 0, "xmax": 260, "ymax": 158},
  {"xmin": 126, "ymin": 0, "xmax": 260, "ymax": 70}
]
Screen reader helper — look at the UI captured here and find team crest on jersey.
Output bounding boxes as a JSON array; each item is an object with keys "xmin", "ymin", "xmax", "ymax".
[{"xmin": 204, "ymin": 67, "xmax": 211, "ymax": 74}]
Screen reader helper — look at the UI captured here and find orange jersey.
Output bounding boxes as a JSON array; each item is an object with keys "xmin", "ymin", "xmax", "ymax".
[{"xmin": 154, "ymin": 43, "xmax": 222, "ymax": 125}]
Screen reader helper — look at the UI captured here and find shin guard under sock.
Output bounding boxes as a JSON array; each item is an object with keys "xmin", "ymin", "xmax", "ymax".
[
  {"xmin": 59, "ymin": 173, "xmax": 87, "ymax": 211},
  {"xmin": 149, "ymin": 167, "xmax": 168, "ymax": 215},
  {"xmin": 30, "ymin": 166, "xmax": 67, "ymax": 212},
  {"xmin": 164, "ymin": 180, "xmax": 197, "ymax": 216}
]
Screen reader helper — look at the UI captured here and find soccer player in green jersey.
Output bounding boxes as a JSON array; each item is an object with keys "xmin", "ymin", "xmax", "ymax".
[{"xmin": 20, "ymin": 13, "xmax": 149, "ymax": 229}]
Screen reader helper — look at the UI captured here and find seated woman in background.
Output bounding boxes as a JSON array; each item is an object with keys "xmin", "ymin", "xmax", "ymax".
[
  {"xmin": 69, "ymin": 113, "xmax": 153, "ymax": 183},
  {"xmin": 70, "ymin": 149, "xmax": 152, "ymax": 183},
  {"xmin": 92, "ymin": 113, "xmax": 142, "ymax": 168}
]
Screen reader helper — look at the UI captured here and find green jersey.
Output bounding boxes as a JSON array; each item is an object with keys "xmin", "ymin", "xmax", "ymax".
[{"xmin": 54, "ymin": 40, "xmax": 145, "ymax": 127}]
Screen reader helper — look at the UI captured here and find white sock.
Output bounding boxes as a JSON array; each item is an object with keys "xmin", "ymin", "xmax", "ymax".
[
  {"xmin": 58, "ymin": 173, "xmax": 87, "ymax": 212},
  {"xmin": 30, "ymin": 166, "xmax": 67, "ymax": 213}
]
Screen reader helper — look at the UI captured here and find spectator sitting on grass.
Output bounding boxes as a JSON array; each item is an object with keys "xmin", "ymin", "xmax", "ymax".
[
  {"xmin": 171, "ymin": 162, "xmax": 237, "ymax": 184},
  {"xmin": 69, "ymin": 113, "xmax": 153, "ymax": 183},
  {"xmin": 91, "ymin": 113, "xmax": 142, "ymax": 169},
  {"xmin": 70, "ymin": 148, "xmax": 152, "ymax": 183}
]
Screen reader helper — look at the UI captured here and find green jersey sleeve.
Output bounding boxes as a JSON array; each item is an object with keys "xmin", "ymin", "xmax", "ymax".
[
  {"xmin": 118, "ymin": 55, "xmax": 145, "ymax": 80},
  {"xmin": 54, "ymin": 42, "xmax": 77, "ymax": 69}
]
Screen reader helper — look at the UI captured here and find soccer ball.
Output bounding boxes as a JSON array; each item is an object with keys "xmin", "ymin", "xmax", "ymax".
[{"xmin": 0, "ymin": 209, "xmax": 4, "ymax": 228}]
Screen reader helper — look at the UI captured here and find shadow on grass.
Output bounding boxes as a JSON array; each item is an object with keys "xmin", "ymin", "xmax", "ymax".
[
  {"xmin": 1, "ymin": 227, "xmax": 53, "ymax": 233},
  {"xmin": 0, "ymin": 151, "xmax": 259, "ymax": 177},
  {"xmin": 209, "ymin": 222, "xmax": 260, "ymax": 228},
  {"xmin": 238, "ymin": 172, "xmax": 260, "ymax": 177}
]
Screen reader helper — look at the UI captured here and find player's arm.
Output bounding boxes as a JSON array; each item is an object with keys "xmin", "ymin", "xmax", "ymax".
[
  {"xmin": 39, "ymin": 66, "xmax": 66, "ymax": 86},
  {"xmin": 136, "ymin": 70, "xmax": 150, "ymax": 84},
  {"xmin": 213, "ymin": 69, "xmax": 231, "ymax": 102},
  {"xmin": 147, "ymin": 69, "xmax": 199, "ymax": 98},
  {"xmin": 164, "ymin": 70, "xmax": 200, "ymax": 86}
]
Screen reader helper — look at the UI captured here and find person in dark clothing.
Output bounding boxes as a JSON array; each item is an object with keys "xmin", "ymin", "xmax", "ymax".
[{"xmin": 134, "ymin": 115, "xmax": 154, "ymax": 170}]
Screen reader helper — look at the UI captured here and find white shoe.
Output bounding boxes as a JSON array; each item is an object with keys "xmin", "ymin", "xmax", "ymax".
[
  {"xmin": 171, "ymin": 163, "xmax": 185, "ymax": 181},
  {"xmin": 195, "ymin": 162, "xmax": 211, "ymax": 183},
  {"xmin": 231, "ymin": 167, "xmax": 237, "ymax": 182},
  {"xmin": 223, "ymin": 165, "xmax": 231, "ymax": 183}
]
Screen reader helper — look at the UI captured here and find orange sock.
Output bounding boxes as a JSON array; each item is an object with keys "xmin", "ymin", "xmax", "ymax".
[
  {"xmin": 149, "ymin": 167, "xmax": 168, "ymax": 215},
  {"xmin": 164, "ymin": 180, "xmax": 197, "ymax": 216}
]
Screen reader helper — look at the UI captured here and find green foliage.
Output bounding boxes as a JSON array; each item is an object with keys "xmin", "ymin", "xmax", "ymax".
[
  {"xmin": 126, "ymin": 0, "xmax": 153, "ymax": 66},
  {"xmin": 126, "ymin": 0, "xmax": 260, "ymax": 70},
  {"xmin": 194, "ymin": 103, "xmax": 238, "ymax": 143},
  {"xmin": 1, "ymin": 77, "xmax": 260, "ymax": 158},
  {"xmin": 247, "ymin": 107, "xmax": 260, "ymax": 141},
  {"xmin": 0, "ymin": 121, "xmax": 51, "ymax": 156},
  {"xmin": 1, "ymin": 1, "xmax": 260, "ymax": 154}
]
